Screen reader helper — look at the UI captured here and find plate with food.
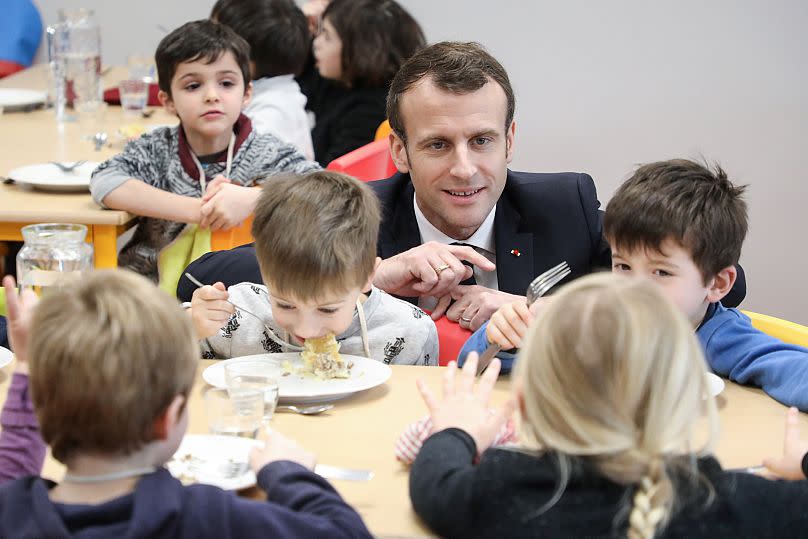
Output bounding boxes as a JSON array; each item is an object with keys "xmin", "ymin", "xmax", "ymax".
[
  {"xmin": 0, "ymin": 347, "xmax": 12, "ymax": 370},
  {"xmin": 167, "ymin": 434, "xmax": 259, "ymax": 490},
  {"xmin": 202, "ymin": 335, "xmax": 392, "ymax": 403}
]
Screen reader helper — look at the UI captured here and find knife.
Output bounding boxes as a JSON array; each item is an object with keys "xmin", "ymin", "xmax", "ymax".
[{"xmin": 315, "ymin": 464, "xmax": 374, "ymax": 482}]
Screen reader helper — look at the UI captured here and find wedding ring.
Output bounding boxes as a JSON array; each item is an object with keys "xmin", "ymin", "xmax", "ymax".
[
  {"xmin": 460, "ymin": 316, "xmax": 472, "ymax": 323},
  {"xmin": 433, "ymin": 263, "xmax": 451, "ymax": 274}
]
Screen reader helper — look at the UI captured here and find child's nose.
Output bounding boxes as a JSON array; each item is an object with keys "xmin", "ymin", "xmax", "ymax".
[{"xmin": 295, "ymin": 319, "xmax": 323, "ymax": 340}]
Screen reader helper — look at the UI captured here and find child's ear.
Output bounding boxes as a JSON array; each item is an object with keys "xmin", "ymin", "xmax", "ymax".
[
  {"xmin": 158, "ymin": 90, "xmax": 176, "ymax": 116},
  {"xmin": 706, "ymin": 265, "xmax": 737, "ymax": 303},
  {"xmin": 151, "ymin": 395, "xmax": 186, "ymax": 440},
  {"xmin": 242, "ymin": 81, "xmax": 253, "ymax": 109},
  {"xmin": 389, "ymin": 132, "xmax": 410, "ymax": 174}
]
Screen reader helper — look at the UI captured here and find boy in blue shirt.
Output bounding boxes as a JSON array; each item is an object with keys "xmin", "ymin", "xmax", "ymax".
[{"xmin": 460, "ymin": 159, "xmax": 808, "ymax": 411}]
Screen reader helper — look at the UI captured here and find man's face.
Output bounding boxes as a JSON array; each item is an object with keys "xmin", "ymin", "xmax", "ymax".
[
  {"xmin": 610, "ymin": 238, "xmax": 714, "ymax": 327},
  {"xmin": 390, "ymin": 78, "xmax": 515, "ymax": 240}
]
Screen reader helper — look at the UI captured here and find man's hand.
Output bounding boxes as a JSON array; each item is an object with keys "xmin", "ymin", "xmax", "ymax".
[
  {"xmin": 2, "ymin": 276, "xmax": 38, "ymax": 372},
  {"xmin": 373, "ymin": 242, "xmax": 495, "ymax": 299},
  {"xmin": 249, "ymin": 429, "xmax": 317, "ymax": 473},
  {"xmin": 416, "ymin": 354, "xmax": 516, "ymax": 453},
  {"xmin": 763, "ymin": 407, "xmax": 808, "ymax": 480},
  {"xmin": 190, "ymin": 282, "xmax": 235, "ymax": 339},
  {"xmin": 439, "ymin": 285, "xmax": 522, "ymax": 331},
  {"xmin": 200, "ymin": 182, "xmax": 259, "ymax": 230}
]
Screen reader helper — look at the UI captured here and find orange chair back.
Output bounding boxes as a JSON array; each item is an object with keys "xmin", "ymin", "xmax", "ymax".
[
  {"xmin": 326, "ymin": 139, "xmax": 397, "ymax": 182},
  {"xmin": 211, "ymin": 215, "xmax": 255, "ymax": 251},
  {"xmin": 432, "ymin": 315, "xmax": 473, "ymax": 366},
  {"xmin": 374, "ymin": 120, "xmax": 392, "ymax": 141}
]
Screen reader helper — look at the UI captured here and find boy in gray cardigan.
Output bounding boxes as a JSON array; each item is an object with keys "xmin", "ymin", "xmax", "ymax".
[
  {"xmin": 191, "ymin": 171, "xmax": 438, "ymax": 365},
  {"xmin": 90, "ymin": 20, "xmax": 318, "ymax": 280}
]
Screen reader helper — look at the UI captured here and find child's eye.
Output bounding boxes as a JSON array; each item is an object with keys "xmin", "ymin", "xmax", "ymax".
[
  {"xmin": 653, "ymin": 269, "xmax": 672, "ymax": 277},
  {"xmin": 221, "ymin": 80, "xmax": 235, "ymax": 88},
  {"xmin": 275, "ymin": 303, "xmax": 295, "ymax": 310},
  {"xmin": 318, "ymin": 308, "xmax": 338, "ymax": 315},
  {"xmin": 184, "ymin": 82, "xmax": 200, "ymax": 91},
  {"xmin": 613, "ymin": 263, "xmax": 631, "ymax": 272}
]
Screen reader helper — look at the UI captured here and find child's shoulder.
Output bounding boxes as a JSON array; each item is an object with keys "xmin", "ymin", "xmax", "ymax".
[{"xmin": 371, "ymin": 288, "xmax": 433, "ymax": 325}]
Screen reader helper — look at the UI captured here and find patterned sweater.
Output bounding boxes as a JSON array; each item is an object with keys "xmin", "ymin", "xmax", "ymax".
[
  {"xmin": 90, "ymin": 115, "xmax": 319, "ymax": 280},
  {"xmin": 202, "ymin": 283, "xmax": 439, "ymax": 366}
]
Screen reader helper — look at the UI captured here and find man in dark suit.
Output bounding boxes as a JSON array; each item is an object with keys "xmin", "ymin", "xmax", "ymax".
[{"xmin": 179, "ymin": 41, "xmax": 744, "ymax": 328}]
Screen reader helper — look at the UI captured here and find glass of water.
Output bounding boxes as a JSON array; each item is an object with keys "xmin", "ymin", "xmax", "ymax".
[
  {"xmin": 119, "ymin": 79, "xmax": 148, "ymax": 116},
  {"xmin": 204, "ymin": 387, "xmax": 263, "ymax": 438},
  {"xmin": 224, "ymin": 361, "xmax": 280, "ymax": 425}
]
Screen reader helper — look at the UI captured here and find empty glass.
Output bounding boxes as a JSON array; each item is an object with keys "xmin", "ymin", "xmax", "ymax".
[
  {"xmin": 16, "ymin": 224, "xmax": 94, "ymax": 295},
  {"xmin": 204, "ymin": 387, "xmax": 264, "ymax": 439},
  {"xmin": 224, "ymin": 361, "xmax": 280, "ymax": 424}
]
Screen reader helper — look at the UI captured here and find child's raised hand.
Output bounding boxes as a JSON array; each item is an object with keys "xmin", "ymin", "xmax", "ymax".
[
  {"xmin": 416, "ymin": 354, "xmax": 516, "ymax": 453},
  {"xmin": 199, "ymin": 183, "xmax": 258, "ymax": 230},
  {"xmin": 762, "ymin": 407, "xmax": 808, "ymax": 480},
  {"xmin": 485, "ymin": 298, "xmax": 545, "ymax": 349},
  {"xmin": 2, "ymin": 276, "xmax": 38, "ymax": 372},
  {"xmin": 190, "ymin": 282, "xmax": 235, "ymax": 339},
  {"xmin": 249, "ymin": 429, "xmax": 317, "ymax": 473}
]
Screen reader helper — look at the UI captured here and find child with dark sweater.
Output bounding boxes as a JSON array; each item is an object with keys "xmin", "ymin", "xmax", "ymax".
[{"xmin": 0, "ymin": 273, "xmax": 371, "ymax": 538}]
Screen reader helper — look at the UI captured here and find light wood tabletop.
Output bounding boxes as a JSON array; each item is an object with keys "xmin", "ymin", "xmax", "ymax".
[
  {"xmin": 0, "ymin": 360, "xmax": 797, "ymax": 538},
  {"xmin": 0, "ymin": 65, "xmax": 177, "ymax": 268}
]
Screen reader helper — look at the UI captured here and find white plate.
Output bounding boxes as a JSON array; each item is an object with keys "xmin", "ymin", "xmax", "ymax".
[
  {"xmin": 167, "ymin": 434, "xmax": 260, "ymax": 490},
  {"xmin": 0, "ymin": 88, "xmax": 46, "ymax": 111},
  {"xmin": 8, "ymin": 162, "xmax": 98, "ymax": 192},
  {"xmin": 706, "ymin": 372, "xmax": 725, "ymax": 396},
  {"xmin": 203, "ymin": 352, "xmax": 392, "ymax": 404},
  {"xmin": 0, "ymin": 347, "xmax": 12, "ymax": 370}
]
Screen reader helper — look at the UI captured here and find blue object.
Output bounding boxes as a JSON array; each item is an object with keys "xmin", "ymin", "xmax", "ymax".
[
  {"xmin": 0, "ymin": 316, "xmax": 8, "ymax": 349},
  {"xmin": 0, "ymin": 0, "xmax": 43, "ymax": 66}
]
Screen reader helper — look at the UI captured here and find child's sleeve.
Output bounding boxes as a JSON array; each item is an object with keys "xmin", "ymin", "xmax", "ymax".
[
  {"xmin": 254, "ymin": 136, "xmax": 320, "ymax": 181},
  {"xmin": 416, "ymin": 318, "xmax": 439, "ymax": 366},
  {"xmin": 90, "ymin": 134, "xmax": 165, "ymax": 206},
  {"xmin": 457, "ymin": 321, "xmax": 518, "ymax": 374},
  {"xmin": 0, "ymin": 373, "xmax": 46, "ymax": 484},
  {"xmin": 701, "ymin": 310, "xmax": 808, "ymax": 411}
]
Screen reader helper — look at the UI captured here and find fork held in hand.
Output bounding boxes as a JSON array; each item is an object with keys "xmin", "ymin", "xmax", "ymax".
[{"xmin": 475, "ymin": 261, "xmax": 571, "ymax": 376}]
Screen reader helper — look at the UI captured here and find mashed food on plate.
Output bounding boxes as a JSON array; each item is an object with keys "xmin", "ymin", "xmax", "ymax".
[{"xmin": 300, "ymin": 333, "xmax": 351, "ymax": 379}]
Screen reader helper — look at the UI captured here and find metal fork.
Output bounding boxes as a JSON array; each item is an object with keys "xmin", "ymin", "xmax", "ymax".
[
  {"xmin": 475, "ymin": 261, "xmax": 571, "ymax": 375},
  {"xmin": 50, "ymin": 160, "xmax": 87, "ymax": 173},
  {"xmin": 187, "ymin": 457, "xmax": 248, "ymax": 479}
]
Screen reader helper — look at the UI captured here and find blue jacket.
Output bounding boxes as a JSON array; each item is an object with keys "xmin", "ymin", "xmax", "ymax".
[{"xmin": 459, "ymin": 302, "xmax": 808, "ymax": 410}]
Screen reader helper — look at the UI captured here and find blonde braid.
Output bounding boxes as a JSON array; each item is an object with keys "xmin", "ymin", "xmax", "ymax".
[{"xmin": 627, "ymin": 460, "xmax": 671, "ymax": 539}]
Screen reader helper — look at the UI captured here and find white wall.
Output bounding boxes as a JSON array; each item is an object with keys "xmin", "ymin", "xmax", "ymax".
[{"xmin": 34, "ymin": 0, "xmax": 808, "ymax": 323}]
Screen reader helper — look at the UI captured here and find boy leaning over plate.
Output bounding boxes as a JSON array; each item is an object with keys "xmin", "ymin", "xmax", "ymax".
[
  {"xmin": 90, "ymin": 20, "xmax": 318, "ymax": 282},
  {"xmin": 190, "ymin": 170, "xmax": 439, "ymax": 365},
  {"xmin": 0, "ymin": 272, "xmax": 372, "ymax": 538}
]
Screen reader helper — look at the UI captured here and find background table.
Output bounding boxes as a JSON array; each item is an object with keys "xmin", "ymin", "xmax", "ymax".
[
  {"xmin": 0, "ymin": 65, "xmax": 177, "ymax": 268},
  {"xmin": 0, "ymin": 360, "xmax": 799, "ymax": 538}
]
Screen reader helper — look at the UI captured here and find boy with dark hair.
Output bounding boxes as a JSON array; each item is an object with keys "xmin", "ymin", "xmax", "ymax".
[
  {"xmin": 91, "ymin": 20, "xmax": 318, "ymax": 281},
  {"xmin": 212, "ymin": 0, "xmax": 314, "ymax": 159},
  {"xmin": 191, "ymin": 170, "xmax": 438, "ymax": 365}
]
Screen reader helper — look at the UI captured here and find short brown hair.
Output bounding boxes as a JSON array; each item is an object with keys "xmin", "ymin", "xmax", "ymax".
[
  {"xmin": 604, "ymin": 159, "xmax": 748, "ymax": 282},
  {"xmin": 29, "ymin": 270, "xmax": 198, "ymax": 462},
  {"xmin": 251, "ymin": 170, "xmax": 381, "ymax": 301},
  {"xmin": 386, "ymin": 41, "xmax": 516, "ymax": 142},
  {"xmin": 323, "ymin": 0, "xmax": 425, "ymax": 88}
]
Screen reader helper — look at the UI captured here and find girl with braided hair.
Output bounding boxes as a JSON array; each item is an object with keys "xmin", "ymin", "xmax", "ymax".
[{"xmin": 409, "ymin": 273, "xmax": 808, "ymax": 538}]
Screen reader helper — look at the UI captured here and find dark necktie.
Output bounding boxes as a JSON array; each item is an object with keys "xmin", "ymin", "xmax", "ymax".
[{"xmin": 450, "ymin": 242, "xmax": 477, "ymax": 286}]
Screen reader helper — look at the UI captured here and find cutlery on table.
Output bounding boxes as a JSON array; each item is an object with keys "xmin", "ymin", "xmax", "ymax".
[
  {"xmin": 315, "ymin": 464, "xmax": 374, "ymax": 482},
  {"xmin": 187, "ymin": 458, "xmax": 372, "ymax": 482},
  {"xmin": 92, "ymin": 132, "xmax": 108, "ymax": 151},
  {"xmin": 276, "ymin": 404, "xmax": 334, "ymax": 415},
  {"xmin": 49, "ymin": 160, "xmax": 87, "ymax": 173},
  {"xmin": 475, "ymin": 261, "xmax": 571, "ymax": 376}
]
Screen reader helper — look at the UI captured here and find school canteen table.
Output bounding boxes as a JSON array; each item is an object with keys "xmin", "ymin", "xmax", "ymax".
[
  {"xmin": 0, "ymin": 65, "xmax": 177, "ymax": 268},
  {"xmin": 0, "ymin": 360, "xmax": 801, "ymax": 538}
]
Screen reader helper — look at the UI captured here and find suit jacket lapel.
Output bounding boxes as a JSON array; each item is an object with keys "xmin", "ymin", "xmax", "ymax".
[{"xmin": 494, "ymin": 184, "xmax": 534, "ymax": 296}]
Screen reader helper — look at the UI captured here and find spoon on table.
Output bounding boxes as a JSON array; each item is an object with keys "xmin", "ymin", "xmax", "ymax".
[{"xmin": 276, "ymin": 404, "xmax": 334, "ymax": 415}]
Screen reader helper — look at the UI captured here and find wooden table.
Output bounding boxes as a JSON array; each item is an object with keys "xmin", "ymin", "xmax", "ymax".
[
  {"xmin": 0, "ymin": 360, "xmax": 797, "ymax": 538},
  {"xmin": 0, "ymin": 65, "xmax": 177, "ymax": 268}
]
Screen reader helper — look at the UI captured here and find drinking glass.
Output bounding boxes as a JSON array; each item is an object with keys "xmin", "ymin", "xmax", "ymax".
[
  {"xmin": 16, "ymin": 223, "xmax": 94, "ymax": 295},
  {"xmin": 119, "ymin": 79, "xmax": 148, "ymax": 116},
  {"xmin": 204, "ymin": 387, "xmax": 263, "ymax": 439},
  {"xmin": 224, "ymin": 361, "xmax": 280, "ymax": 424}
]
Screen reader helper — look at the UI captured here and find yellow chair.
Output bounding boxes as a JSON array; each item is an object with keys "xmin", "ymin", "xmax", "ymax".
[
  {"xmin": 742, "ymin": 310, "xmax": 808, "ymax": 347},
  {"xmin": 374, "ymin": 119, "xmax": 392, "ymax": 141}
]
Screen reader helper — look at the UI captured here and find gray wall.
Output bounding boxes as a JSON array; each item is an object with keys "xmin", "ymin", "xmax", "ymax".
[{"xmin": 34, "ymin": 0, "xmax": 808, "ymax": 323}]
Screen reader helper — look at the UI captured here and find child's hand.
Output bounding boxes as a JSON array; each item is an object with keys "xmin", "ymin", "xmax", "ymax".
[
  {"xmin": 2, "ymin": 276, "xmax": 38, "ymax": 373},
  {"xmin": 200, "ymin": 183, "xmax": 258, "ymax": 230},
  {"xmin": 416, "ymin": 354, "xmax": 516, "ymax": 453},
  {"xmin": 249, "ymin": 429, "xmax": 317, "ymax": 472},
  {"xmin": 485, "ymin": 298, "xmax": 546, "ymax": 349},
  {"xmin": 763, "ymin": 407, "xmax": 808, "ymax": 480},
  {"xmin": 202, "ymin": 175, "xmax": 231, "ymax": 203},
  {"xmin": 190, "ymin": 282, "xmax": 235, "ymax": 338}
]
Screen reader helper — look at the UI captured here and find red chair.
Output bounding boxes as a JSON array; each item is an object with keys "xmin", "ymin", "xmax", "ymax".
[
  {"xmin": 0, "ymin": 60, "xmax": 24, "ymax": 79},
  {"xmin": 432, "ymin": 315, "xmax": 473, "ymax": 366},
  {"xmin": 326, "ymin": 139, "xmax": 397, "ymax": 182}
]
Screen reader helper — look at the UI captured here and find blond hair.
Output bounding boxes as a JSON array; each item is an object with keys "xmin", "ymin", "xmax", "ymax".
[
  {"xmin": 28, "ymin": 270, "xmax": 198, "ymax": 462},
  {"xmin": 251, "ymin": 170, "xmax": 380, "ymax": 301},
  {"xmin": 515, "ymin": 273, "xmax": 719, "ymax": 539}
]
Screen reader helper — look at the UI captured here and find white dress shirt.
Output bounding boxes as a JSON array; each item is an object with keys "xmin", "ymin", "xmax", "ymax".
[{"xmin": 413, "ymin": 195, "xmax": 498, "ymax": 310}]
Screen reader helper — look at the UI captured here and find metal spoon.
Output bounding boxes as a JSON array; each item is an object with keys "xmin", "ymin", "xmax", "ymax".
[
  {"xmin": 276, "ymin": 404, "xmax": 334, "ymax": 415},
  {"xmin": 92, "ymin": 132, "xmax": 108, "ymax": 151}
]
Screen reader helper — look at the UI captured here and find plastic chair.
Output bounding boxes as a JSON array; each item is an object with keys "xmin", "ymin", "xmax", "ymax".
[
  {"xmin": 742, "ymin": 310, "xmax": 808, "ymax": 347},
  {"xmin": 326, "ymin": 139, "xmax": 397, "ymax": 182},
  {"xmin": 211, "ymin": 215, "xmax": 255, "ymax": 251},
  {"xmin": 0, "ymin": 60, "xmax": 24, "ymax": 79},
  {"xmin": 432, "ymin": 315, "xmax": 473, "ymax": 366},
  {"xmin": 374, "ymin": 120, "xmax": 392, "ymax": 141}
]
